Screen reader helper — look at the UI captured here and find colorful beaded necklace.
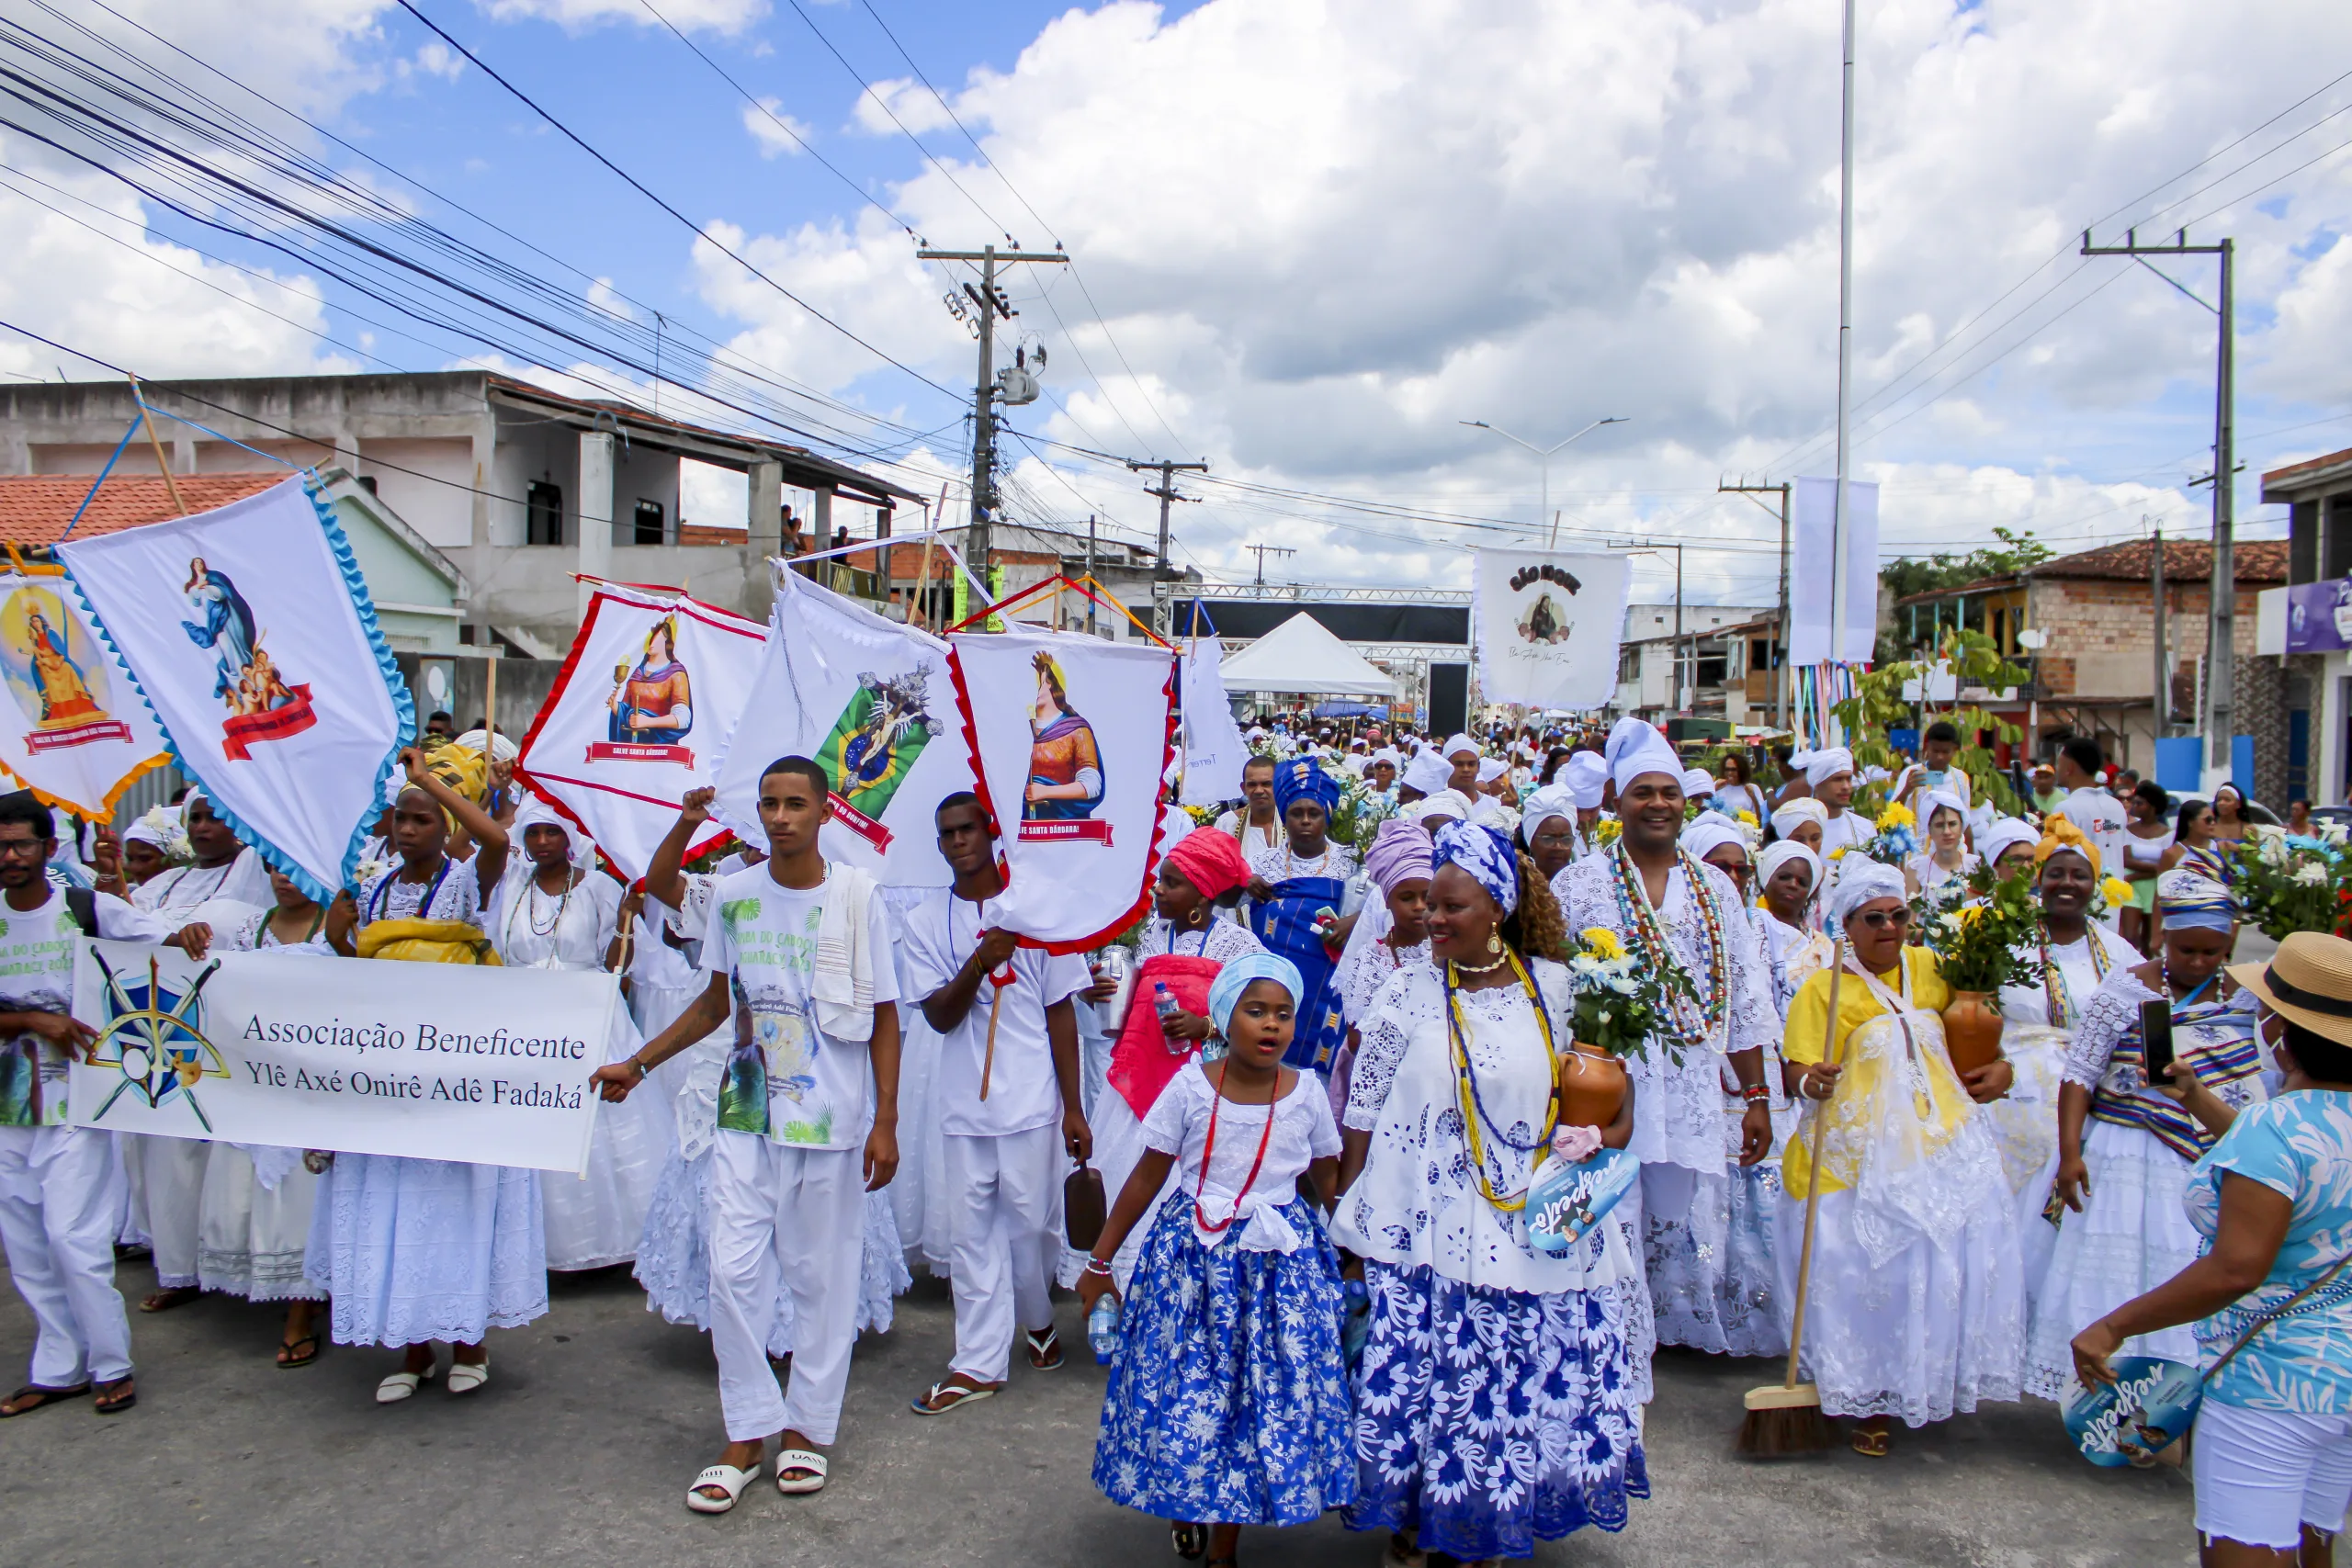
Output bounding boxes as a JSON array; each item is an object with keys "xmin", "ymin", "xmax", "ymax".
[
  {"xmin": 1443, "ymin": 950, "xmax": 1561, "ymax": 1212},
  {"xmin": 1609, "ymin": 842, "xmax": 1729, "ymax": 1044},
  {"xmin": 2040, "ymin": 919, "xmax": 2111, "ymax": 1028}
]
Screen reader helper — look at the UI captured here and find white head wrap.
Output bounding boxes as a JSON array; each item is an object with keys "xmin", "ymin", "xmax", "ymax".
[
  {"xmin": 1804, "ymin": 747, "xmax": 1855, "ymax": 788},
  {"xmin": 1826, "ymin": 858, "xmax": 1907, "ymax": 934},
  {"xmin": 1442, "ymin": 733, "xmax": 1479, "ymax": 761},
  {"xmin": 453, "ymin": 728, "xmax": 520, "ymax": 763},
  {"xmin": 1520, "ymin": 783, "xmax": 1577, "ymax": 833},
  {"xmin": 1476, "ymin": 757, "xmax": 1508, "ymax": 784},
  {"xmin": 512, "ymin": 794, "xmax": 592, "ymax": 868},
  {"xmin": 1975, "ymin": 817, "xmax": 2039, "ymax": 868},
  {"xmin": 1680, "ymin": 767, "xmax": 1715, "ymax": 800},
  {"xmin": 1607, "ymin": 720, "xmax": 1683, "ymax": 794},
  {"xmin": 1770, "ymin": 796, "xmax": 1828, "ymax": 840},
  {"xmin": 1370, "ymin": 747, "xmax": 1402, "ymax": 772},
  {"xmin": 1918, "ymin": 787, "xmax": 1969, "ymax": 831},
  {"xmin": 1679, "ymin": 819, "xmax": 1746, "ymax": 863},
  {"xmin": 1402, "ymin": 749, "xmax": 1453, "ymax": 796},
  {"xmin": 1564, "ymin": 750, "xmax": 1607, "ymax": 809},
  {"xmin": 1416, "ymin": 790, "xmax": 1472, "ymax": 825},
  {"xmin": 1756, "ymin": 840, "xmax": 1822, "ymax": 902}
]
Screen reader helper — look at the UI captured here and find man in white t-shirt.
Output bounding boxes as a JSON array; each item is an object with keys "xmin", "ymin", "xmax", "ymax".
[
  {"xmin": 905, "ymin": 793, "xmax": 1091, "ymax": 1413},
  {"xmin": 0, "ymin": 791, "xmax": 174, "ymax": 1416},
  {"xmin": 1804, "ymin": 747, "xmax": 1872, "ymax": 860},
  {"xmin": 1211, "ymin": 754, "xmax": 1284, "ymax": 858},
  {"xmin": 2046, "ymin": 737, "xmax": 2129, "ymax": 919},
  {"xmin": 594, "ymin": 757, "xmax": 899, "ymax": 1511}
]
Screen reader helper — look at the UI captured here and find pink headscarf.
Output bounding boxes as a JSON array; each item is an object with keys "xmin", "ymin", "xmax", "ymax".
[
  {"xmin": 1364, "ymin": 816, "xmax": 1433, "ymax": 896},
  {"xmin": 1161, "ymin": 825, "xmax": 1250, "ymax": 901}
]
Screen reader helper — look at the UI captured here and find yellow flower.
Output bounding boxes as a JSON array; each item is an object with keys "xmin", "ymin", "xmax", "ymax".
[
  {"xmin": 1829, "ymin": 845, "xmax": 1849, "ymax": 860},
  {"xmin": 1595, "ymin": 818, "xmax": 1623, "ymax": 845},
  {"xmin": 2099, "ymin": 876, "xmax": 2133, "ymax": 907},
  {"xmin": 1736, "ymin": 809, "xmax": 1758, "ymax": 828},
  {"xmin": 1954, "ymin": 902, "xmax": 1985, "ymax": 927},
  {"xmin": 1580, "ymin": 927, "xmax": 1625, "ymax": 962},
  {"xmin": 1875, "ymin": 802, "xmax": 1917, "ymax": 830}
]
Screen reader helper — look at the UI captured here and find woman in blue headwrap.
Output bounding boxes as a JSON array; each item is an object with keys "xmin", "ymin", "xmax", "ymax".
[
  {"xmin": 1244, "ymin": 758, "xmax": 1362, "ymax": 1075},
  {"xmin": 1335, "ymin": 821, "xmax": 1646, "ymax": 1564},
  {"xmin": 2022, "ymin": 868, "xmax": 2267, "ymax": 1399},
  {"xmin": 1078, "ymin": 952, "xmax": 1353, "ymax": 1566}
]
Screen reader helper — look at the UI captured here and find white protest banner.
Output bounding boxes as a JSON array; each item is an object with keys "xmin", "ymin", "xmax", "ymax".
[
  {"xmin": 1177, "ymin": 615, "xmax": 1247, "ymax": 808},
  {"xmin": 514, "ymin": 581, "xmax": 767, "ymax": 882},
  {"xmin": 710, "ymin": 569, "xmax": 971, "ymax": 886},
  {"xmin": 949, "ymin": 626, "xmax": 1174, "ymax": 951},
  {"xmin": 58, "ymin": 476, "xmax": 411, "ymax": 902},
  {"xmin": 1471, "ymin": 548, "xmax": 1632, "ymax": 710},
  {"xmin": 67, "ymin": 941, "xmax": 614, "ymax": 1173},
  {"xmin": 1789, "ymin": 477, "xmax": 1880, "ymax": 665},
  {"xmin": 0, "ymin": 571, "xmax": 172, "ymax": 818}
]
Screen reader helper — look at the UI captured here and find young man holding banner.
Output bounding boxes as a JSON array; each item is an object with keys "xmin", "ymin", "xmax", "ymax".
[
  {"xmin": 903, "ymin": 793, "xmax": 1093, "ymax": 1415},
  {"xmin": 0, "ymin": 791, "xmax": 176, "ymax": 1416},
  {"xmin": 593, "ymin": 757, "xmax": 901, "ymax": 1514}
]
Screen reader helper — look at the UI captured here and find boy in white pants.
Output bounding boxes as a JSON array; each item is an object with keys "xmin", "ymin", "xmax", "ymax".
[
  {"xmin": 593, "ymin": 757, "xmax": 899, "ymax": 1511},
  {"xmin": 905, "ymin": 793, "xmax": 1091, "ymax": 1414}
]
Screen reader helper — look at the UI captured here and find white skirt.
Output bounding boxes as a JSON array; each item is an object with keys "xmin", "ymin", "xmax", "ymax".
[
  {"xmin": 540, "ymin": 1006, "xmax": 669, "ymax": 1270},
  {"xmin": 198, "ymin": 1147, "xmax": 324, "ymax": 1303},
  {"xmin": 2021, "ymin": 1118, "xmax": 2205, "ymax": 1400},
  {"xmin": 1775, "ymin": 1182, "xmax": 2026, "ymax": 1426},
  {"xmin": 304, "ymin": 1153, "xmax": 547, "ymax": 1348}
]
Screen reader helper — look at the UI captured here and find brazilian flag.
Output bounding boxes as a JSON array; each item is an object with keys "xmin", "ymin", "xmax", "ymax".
[{"xmin": 814, "ymin": 682, "xmax": 933, "ymax": 821}]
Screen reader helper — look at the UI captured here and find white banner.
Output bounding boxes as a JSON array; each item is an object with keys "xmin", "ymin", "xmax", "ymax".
[
  {"xmin": 0, "ymin": 571, "xmax": 172, "ymax": 818},
  {"xmin": 1789, "ymin": 477, "xmax": 1880, "ymax": 666},
  {"xmin": 1177, "ymin": 632, "xmax": 1247, "ymax": 807},
  {"xmin": 710, "ymin": 570, "xmax": 972, "ymax": 886},
  {"xmin": 58, "ymin": 476, "xmax": 410, "ymax": 902},
  {"xmin": 66, "ymin": 941, "xmax": 613, "ymax": 1173},
  {"xmin": 949, "ymin": 626, "xmax": 1173, "ymax": 951},
  {"xmin": 514, "ymin": 581, "xmax": 767, "ymax": 883},
  {"xmin": 1472, "ymin": 548, "xmax": 1633, "ymax": 709}
]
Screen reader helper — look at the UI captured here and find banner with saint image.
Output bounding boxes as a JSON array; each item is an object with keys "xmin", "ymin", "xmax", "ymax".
[
  {"xmin": 947, "ymin": 626, "xmax": 1174, "ymax": 952},
  {"xmin": 0, "ymin": 570, "xmax": 171, "ymax": 818},
  {"xmin": 514, "ymin": 581, "xmax": 767, "ymax": 883},
  {"xmin": 1471, "ymin": 547, "xmax": 1632, "ymax": 710}
]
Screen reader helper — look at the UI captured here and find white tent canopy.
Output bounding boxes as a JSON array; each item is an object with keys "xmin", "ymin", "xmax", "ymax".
[{"xmin": 1217, "ymin": 611, "xmax": 1398, "ymax": 696}]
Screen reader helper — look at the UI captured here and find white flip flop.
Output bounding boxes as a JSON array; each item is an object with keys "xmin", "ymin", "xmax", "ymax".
[
  {"xmin": 446, "ymin": 1359, "xmax": 490, "ymax": 1395},
  {"xmin": 376, "ymin": 1363, "xmax": 440, "ymax": 1404},
  {"xmin": 774, "ymin": 1449, "xmax": 828, "ymax": 1495},
  {"xmin": 685, "ymin": 1462, "xmax": 762, "ymax": 1515}
]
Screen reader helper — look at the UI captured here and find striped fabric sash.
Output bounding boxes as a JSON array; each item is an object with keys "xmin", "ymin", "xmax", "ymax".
[{"xmin": 2089, "ymin": 994, "xmax": 2265, "ymax": 1161}]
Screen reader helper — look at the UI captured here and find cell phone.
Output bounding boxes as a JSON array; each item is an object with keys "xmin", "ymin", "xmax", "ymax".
[{"xmin": 2138, "ymin": 998, "xmax": 2177, "ymax": 1086}]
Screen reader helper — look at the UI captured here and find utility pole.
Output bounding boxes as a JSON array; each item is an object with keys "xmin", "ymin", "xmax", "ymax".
[
  {"xmin": 1828, "ymin": 0, "xmax": 1858, "ymax": 732},
  {"xmin": 2152, "ymin": 526, "xmax": 2169, "ymax": 739},
  {"xmin": 2080, "ymin": 227, "xmax": 2233, "ymax": 780},
  {"xmin": 1085, "ymin": 513, "xmax": 1098, "ymax": 637},
  {"xmin": 1609, "ymin": 537, "xmax": 1686, "ymax": 711},
  {"xmin": 917, "ymin": 243, "xmax": 1069, "ymax": 609},
  {"xmin": 1125, "ymin": 457, "xmax": 1209, "ymax": 635},
  {"xmin": 1248, "ymin": 543, "xmax": 1295, "ymax": 590},
  {"xmin": 1720, "ymin": 480, "xmax": 1792, "ymax": 729}
]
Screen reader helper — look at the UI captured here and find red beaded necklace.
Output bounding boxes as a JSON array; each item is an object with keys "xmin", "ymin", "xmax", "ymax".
[{"xmin": 1192, "ymin": 1061, "xmax": 1283, "ymax": 1235}]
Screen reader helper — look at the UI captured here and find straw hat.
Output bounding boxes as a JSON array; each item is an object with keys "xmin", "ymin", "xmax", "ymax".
[{"xmin": 2229, "ymin": 931, "xmax": 2352, "ymax": 1049}]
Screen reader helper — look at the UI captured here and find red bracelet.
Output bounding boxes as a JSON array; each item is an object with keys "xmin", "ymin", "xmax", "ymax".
[{"xmin": 1742, "ymin": 1083, "xmax": 1771, "ymax": 1103}]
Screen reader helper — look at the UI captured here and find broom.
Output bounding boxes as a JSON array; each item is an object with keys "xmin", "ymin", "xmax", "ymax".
[{"xmin": 1737, "ymin": 936, "xmax": 1848, "ymax": 1457}]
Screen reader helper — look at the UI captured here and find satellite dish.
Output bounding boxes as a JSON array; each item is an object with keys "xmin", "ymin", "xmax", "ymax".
[{"xmin": 997, "ymin": 365, "xmax": 1040, "ymax": 407}]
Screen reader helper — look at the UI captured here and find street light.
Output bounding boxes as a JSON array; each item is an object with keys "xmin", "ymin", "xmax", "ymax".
[{"xmin": 1460, "ymin": 415, "xmax": 1629, "ymax": 548}]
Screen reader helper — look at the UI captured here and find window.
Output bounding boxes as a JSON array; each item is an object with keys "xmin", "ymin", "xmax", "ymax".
[
  {"xmin": 1696, "ymin": 652, "xmax": 1728, "ymax": 687},
  {"xmin": 526, "ymin": 481, "xmax": 563, "ymax": 546},
  {"xmin": 633, "ymin": 499, "xmax": 665, "ymax": 546}
]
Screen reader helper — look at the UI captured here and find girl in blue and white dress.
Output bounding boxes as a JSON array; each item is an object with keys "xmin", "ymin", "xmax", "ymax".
[{"xmin": 1077, "ymin": 953, "xmax": 1353, "ymax": 1568}]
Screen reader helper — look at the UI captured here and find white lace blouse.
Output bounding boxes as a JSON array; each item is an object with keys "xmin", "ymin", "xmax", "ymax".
[
  {"xmin": 1332, "ymin": 936, "xmax": 1431, "ymax": 1030},
  {"xmin": 1552, "ymin": 850, "xmax": 1780, "ymax": 1174},
  {"xmin": 1334, "ymin": 959, "xmax": 1634, "ymax": 1295}
]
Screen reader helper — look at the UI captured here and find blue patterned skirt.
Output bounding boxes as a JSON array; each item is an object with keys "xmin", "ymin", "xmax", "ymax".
[
  {"xmin": 1347, "ymin": 1259, "xmax": 1648, "ymax": 1561},
  {"xmin": 1093, "ymin": 1196, "xmax": 1357, "ymax": 1527}
]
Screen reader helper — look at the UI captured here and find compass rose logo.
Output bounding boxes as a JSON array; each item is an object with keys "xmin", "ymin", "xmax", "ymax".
[{"xmin": 86, "ymin": 950, "xmax": 227, "ymax": 1131}]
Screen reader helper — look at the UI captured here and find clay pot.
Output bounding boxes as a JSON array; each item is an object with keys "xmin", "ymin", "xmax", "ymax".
[
  {"xmin": 1559, "ymin": 1043, "xmax": 1629, "ymax": 1128},
  {"xmin": 1940, "ymin": 989, "xmax": 2007, "ymax": 1076}
]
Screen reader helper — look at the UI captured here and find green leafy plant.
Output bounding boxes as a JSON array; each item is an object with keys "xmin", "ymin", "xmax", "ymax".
[
  {"xmin": 1565, "ymin": 926, "xmax": 1688, "ymax": 1064},
  {"xmin": 2233, "ymin": 825, "xmax": 2350, "ymax": 941},
  {"xmin": 1830, "ymin": 627, "xmax": 2030, "ymax": 818},
  {"xmin": 1913, "ymin": 861, "xmax": 2047, "ymax": 994}
]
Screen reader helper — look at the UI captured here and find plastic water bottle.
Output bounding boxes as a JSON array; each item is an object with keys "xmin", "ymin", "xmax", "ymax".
[
  {"xmin": 1088, "ymin": 1293, "xmax": 1122, "ymax": 1363},
  {"xmin": 1154, "ymin": 981, "xmax": 1181, "ymax": 1023}
]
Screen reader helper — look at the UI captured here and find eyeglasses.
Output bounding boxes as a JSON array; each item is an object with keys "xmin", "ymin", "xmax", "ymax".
[
  {"xmin": 1854, "ymin": 906, "xmax": 1912, "ymax": 931},
  {"xmin": 1531, "ymin": 829, "xmax": 1576, "ymax": 849}
]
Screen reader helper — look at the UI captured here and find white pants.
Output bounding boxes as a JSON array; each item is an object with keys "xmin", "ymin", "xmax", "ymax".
[
  {"xmin": 122, "ymin": 1134, "xmax": 209, "ymax": 1290},
  {"xmin": 707, "ymin": 1131, "xmax": 865, "ymax": 1446},
  {"xmin": 2194, "ymin": 1400, "xmax": 2352, "ymax": 1551},
  {"xmin": 945, "ymin": 1125, "xmax": 1061, "ymax": 1384},
  {"xmin": 0, "ymin": 1125, "xmax": 133, "ymax": 1386}
]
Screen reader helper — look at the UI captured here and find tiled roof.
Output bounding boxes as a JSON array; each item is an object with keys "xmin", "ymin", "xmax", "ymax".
[
  {"xmin": 2262, "ymin": 446, "xmax": 2352, "ymax": 489},
  {"xmin": 1894, "ymin": 537, "xmax": 2288, "ymax": 604},
  {"xmin": 0, "ymin": 473, "xmax": 286, "ymax": 547}
]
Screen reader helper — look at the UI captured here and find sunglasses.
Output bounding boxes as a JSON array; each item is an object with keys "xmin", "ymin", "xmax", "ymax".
[{"xmin": 1854, "ymin": 906, "xmax": 1912, "ymax": 931}]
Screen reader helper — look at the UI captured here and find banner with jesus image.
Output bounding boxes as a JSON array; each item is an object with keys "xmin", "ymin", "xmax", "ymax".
[
  {"xmin": 948, "ymin": 626, "xmax": 1174, "ymax": 951},
  {"xmin": 57, "ymin": 475, "xmax": 412, "ymax": 902}
]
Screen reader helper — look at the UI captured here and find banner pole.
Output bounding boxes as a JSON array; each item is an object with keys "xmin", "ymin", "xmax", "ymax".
[{"xmin": 129, "ymin": 377, "xmax": 189, "ymax": 517}]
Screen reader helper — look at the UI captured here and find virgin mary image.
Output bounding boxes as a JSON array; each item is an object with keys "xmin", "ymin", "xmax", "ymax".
[
  {"xmin": 1023, "ymin": 649, "xmax": 1102, "ymax": 820},
  {"xmin": 18, "ymin": 606, "xmax": 105, "ymax": 728},
  {"xmin": 608, "ymin": 615, "xmax": 693, "ymax": 745}
]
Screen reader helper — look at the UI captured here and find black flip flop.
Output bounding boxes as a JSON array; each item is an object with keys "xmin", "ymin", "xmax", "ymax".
[
  {"xmin": 1170, "ymin": 1521, "xmax": 1207, "ymax": 1560},
  {"xmin": 94, "ymin": 1376, "xmax": 136, "ymax": 1415},
  {"xmin": 277, "ymin": 1334, "xmax": 322, "ymax": 1369},
  {"xmin": 0, "ymin": 1382, "xmax": 89, "ymax": 1417}
]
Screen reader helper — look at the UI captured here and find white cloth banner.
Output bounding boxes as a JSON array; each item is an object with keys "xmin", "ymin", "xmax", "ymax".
[
  {"xmin": 58, "ymin": 476, "xmax": 410, "ymax": 902},
  {"xmin": 1471, "ymin": 548, "xmax": 1633, "ymax": 709},
  {"xmin": 515, "ymin": 581, "xmax": 766, "ymax": 882},
  {"xmin": 1178, "ymin": 632, "xmax": 1247, "ymax": 807},
  {"xmin": 1789, "ymin": 477, "xmax": 1880, "ymax": 665},
  {"xmin": 710, "ymin": 570, "xmax": 972, "ymax": 887},
  {"xmin": 67, "ymin": 941, "xmax": 613, "ymax": 1173},
  {"xmin": 0, "ymin": 571, "xmax": 171, "ymax": 818},
  {"xmin": 949, "ymin": 626, "xmax": 1173, "ymax": 951}
]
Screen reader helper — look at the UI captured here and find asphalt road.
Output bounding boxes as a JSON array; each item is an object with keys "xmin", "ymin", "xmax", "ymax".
[{"xmin": 0, "ymin": 1254, "xmax": 2193, "ymax": 1568}]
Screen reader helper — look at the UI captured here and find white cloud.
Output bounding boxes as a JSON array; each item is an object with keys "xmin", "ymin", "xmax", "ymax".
[
  {"xmin": 477, "ymin": 0, "xmax": 767, "ymax": 32},
  {"xmin": 851, "ymin": 77, "xmax": 958, "ymax": 138},
  {"xmin": 741, "ymin": 97, "xmax": 816, "ymax": 159}
]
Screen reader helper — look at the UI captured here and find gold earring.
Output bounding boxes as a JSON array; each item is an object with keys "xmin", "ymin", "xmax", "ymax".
[{"xmin": 1486, "ymin": 931, "xmax": 1503, "ymax": 954}]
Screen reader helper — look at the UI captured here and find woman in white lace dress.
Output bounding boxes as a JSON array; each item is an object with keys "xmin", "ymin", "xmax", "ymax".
[
  {"xmin": 1903, "ymin": 788, "xmax": 1979, "ymax": 899},
  {"xmin": 1337, "ymin": 821, "xmax": 1646, "ymax": 1566},
  {"xmin": 486, "ymin": 796, "xmax": 667, "ymax": 1272},
  {"xmin": 2022, "ymin": 869, "xmax": 2265, "ymax": 1398},
  {"xmin": 309, "ymin": 749, "xmax": 546, "ymax": 1404},
  {"xmin": 1779, "ymin": 860, "xmax": 2025, "ymax": 1455},
  {"xmin": 1326, "ymin": 817, "xmax": 1433, "ymax": 1123}
]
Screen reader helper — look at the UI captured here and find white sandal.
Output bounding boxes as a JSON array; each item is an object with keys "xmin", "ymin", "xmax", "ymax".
[
  {"xmin": 685, "ymin": 1462, "xmax": 762, "ymax": 1515},
  {"xmin": 375, "ymin": 1363, "xmax": 440, "ymax": 1404},
  {"xmin": 446, "ymin": 1359, "xmax": 490, "ymax": 1395},
  {"xmin": 774, "ymin": 1449, "xmax": 827, "ymax": 1495}
]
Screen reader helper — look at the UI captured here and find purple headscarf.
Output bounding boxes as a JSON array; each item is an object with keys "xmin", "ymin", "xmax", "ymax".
[{"xmin": 1364, "ymin": 816, "xmax": 1433, "ymax": 897}]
